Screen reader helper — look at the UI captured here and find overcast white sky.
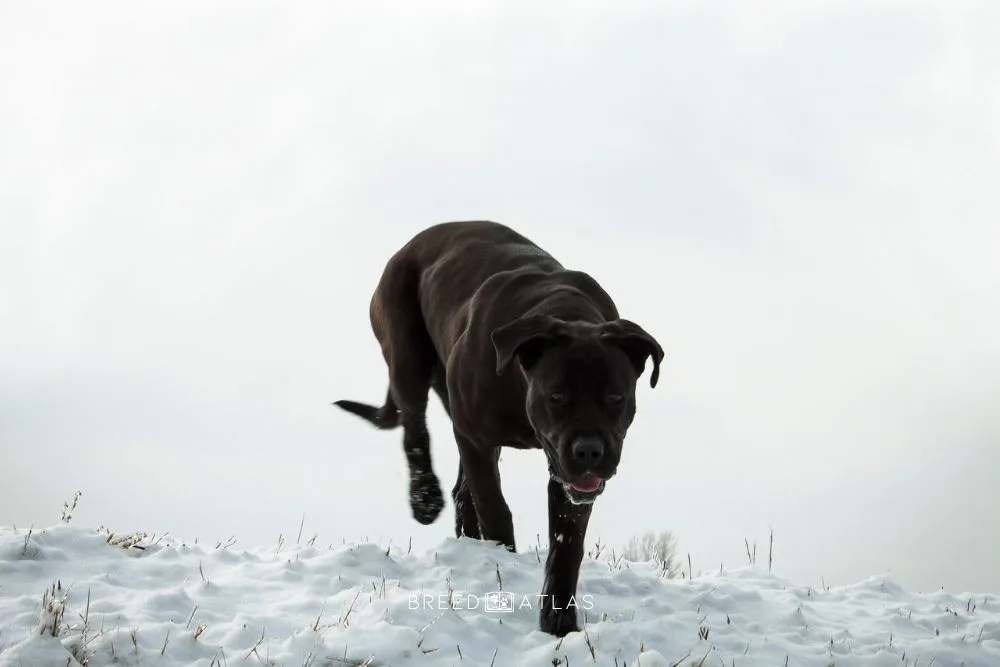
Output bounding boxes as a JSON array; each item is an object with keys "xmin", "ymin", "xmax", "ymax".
[{"xmin": 2, "ymin": 0, "xmax": 998, "ymax": 594}]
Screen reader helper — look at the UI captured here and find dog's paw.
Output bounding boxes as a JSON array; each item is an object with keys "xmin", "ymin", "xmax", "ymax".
[
  {"xmin": 539, "ymin": 605, "xmax": 580, "ymax": 637},
  {"xmin": 410, "ymin": 473, "xmax": 445, "ymax": 525}
]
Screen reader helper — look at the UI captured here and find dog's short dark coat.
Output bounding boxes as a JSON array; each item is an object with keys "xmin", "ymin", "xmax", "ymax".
[{"xmin": 335, "ymin": 220, "xmax": 663, "ymax": 636}]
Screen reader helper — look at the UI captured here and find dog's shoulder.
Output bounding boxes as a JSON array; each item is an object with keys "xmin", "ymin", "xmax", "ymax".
[{"xmin": 555, "ymin": 269, "xmax": 619, "ymax": 314}]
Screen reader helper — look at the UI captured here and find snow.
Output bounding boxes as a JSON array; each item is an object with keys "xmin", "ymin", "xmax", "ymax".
[{"xmin": 1, "ymin": 524, "xmax": 998, "ymax": 666}]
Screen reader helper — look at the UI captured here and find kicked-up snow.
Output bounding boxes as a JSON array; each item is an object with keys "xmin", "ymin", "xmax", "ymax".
[{"xmin": 1, "ymin": 524, "xmax": 998, "ymax": 666}]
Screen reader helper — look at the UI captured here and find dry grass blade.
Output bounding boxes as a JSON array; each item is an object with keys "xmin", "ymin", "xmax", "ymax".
[
  {"xmin": 21, "ymin": 526, "xmax": 34, "ymax": 558},
  {"xmin": 582, "ymin": 616, "xmax": 596, "ymax": 661},
  {"xmin": 215, "ymin": 535, "xmax": 237, "ymax": 550},
  {"xmin": 38, "ymin": 581, "xmax": 66, "ymax": 637},
  {"xmin": 330, "ymin": 657, "xmax": 376, "ymax": 667},
  {"xmin": 669, "ymin": 651, "xmax": 691, "ymax": 667},
  {"xmin": 768, "ymin": 527, "xmax": 774, "ymax": 573},
  {"xmin": 339, "ymin": 591, "xmax": 361, "ymax": 627},
  {"xmin": 61, "ymin": 491, "xmax": 82, "ymax": 524},
  {"xmin": 313, "ymin": 600, "xmax": 327, "ymax": 631},
  {"xmin": 243, "ymin": 627, "xmax": 265, "ymax": 661}
]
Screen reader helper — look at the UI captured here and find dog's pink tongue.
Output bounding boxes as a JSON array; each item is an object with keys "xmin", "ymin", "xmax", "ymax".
[{"xmin": 570, "ymin": 474, "xmax": 602, "ymax": 493}]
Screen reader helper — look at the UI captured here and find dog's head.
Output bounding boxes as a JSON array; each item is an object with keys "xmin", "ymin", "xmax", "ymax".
[{"xmin": 492, "ymin": 314, "xmax": 664, "ymax": 505}]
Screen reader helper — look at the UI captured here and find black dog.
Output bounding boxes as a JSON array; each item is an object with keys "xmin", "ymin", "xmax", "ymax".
[{"xmin": 334, "ymin": 221, "xmax": 663, "ymax": 636}]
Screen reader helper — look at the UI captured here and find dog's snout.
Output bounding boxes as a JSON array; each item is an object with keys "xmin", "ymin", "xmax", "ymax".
[{"xmin": 571, "ymin": 437, "xmax": 605, "ymax": 466}]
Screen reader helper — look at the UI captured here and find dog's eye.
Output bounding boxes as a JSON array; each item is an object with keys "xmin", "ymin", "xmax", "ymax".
[
  {"xmin": 607, "ymin": 393, "xmax": 624, "ymax": 405},
  {"xmin": 549, "ymin": 392, "xmax": 568, "ymax": 405}
]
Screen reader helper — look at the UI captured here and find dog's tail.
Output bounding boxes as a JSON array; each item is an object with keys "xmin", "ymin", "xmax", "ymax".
[{"xmin": 333, "ymin": 390, "xmax": 400, "ymax": 430}]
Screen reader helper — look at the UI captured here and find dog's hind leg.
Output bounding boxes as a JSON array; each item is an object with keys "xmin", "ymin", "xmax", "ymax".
[
  {"xmin": 451, "ymin": 464, "xmax": 481, "ymax": 539},
  {"xmin": 400, "ymin": 412, "xmax": 444, "ymax": 525},
  {"xmin": 388, "ymin": 348, "xmax": 445, "ymax": 525},
  {"xmin": 430, "ymin": 367, "xmax": 478, "ymax": 538},
  {"xmin": 430, "ymin": 367, "xmax": 477, "ymax": 537},
  {"xmin": 376, "ymin": 269, "xmax": 446, "ymax": 526}
]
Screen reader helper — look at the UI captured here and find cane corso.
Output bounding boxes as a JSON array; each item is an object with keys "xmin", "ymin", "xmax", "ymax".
[{"xmin": 334, "ymin": 220, "xmax": 663, "ymax": 636}]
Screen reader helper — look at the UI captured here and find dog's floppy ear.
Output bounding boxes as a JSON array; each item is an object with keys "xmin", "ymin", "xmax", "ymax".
[
  {"xmin": 492, "ymin": 315, "xmax": 566, "ymax": 375},
  {"xmin": 600, "ymin": 319, "xmax": 665, "ymax": 388}
]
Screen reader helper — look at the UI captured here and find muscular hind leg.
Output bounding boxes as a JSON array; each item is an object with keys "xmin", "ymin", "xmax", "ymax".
[
  {"xmin": 431, "ymin": 364, "xmax": 480, "ymax": 540},
  {"xmin": 389, "ymin": 353, "xmax": 445, "ymax": 525},
  {"xmin": 431, "ymin": 366, "xmax": 477, "ymax": 538},
  {"xmin": 452, "ymin": 463, "xmax": 481, "ymax": 538},
  {"xmin": 369, "ymin": 255, "xmax": 447, "ymax": 525},
  {"xmin": 371, "ymin": 283, "xmax": 444, "ymax": 525}
]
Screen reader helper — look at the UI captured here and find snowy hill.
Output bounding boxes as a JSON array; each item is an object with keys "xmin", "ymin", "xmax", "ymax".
[{"xmin": 1, "ymin": 525, "xmax": 997, "ymax": 666}]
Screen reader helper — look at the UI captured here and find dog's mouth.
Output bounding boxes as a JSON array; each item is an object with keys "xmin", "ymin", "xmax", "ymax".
[
  {"xmin": 568, "ymin": 473, "xmax": 602, "ymax": 493},
  {"xmin": 560, "ymin": 473, "xmax": 606, "ymax": 504}
]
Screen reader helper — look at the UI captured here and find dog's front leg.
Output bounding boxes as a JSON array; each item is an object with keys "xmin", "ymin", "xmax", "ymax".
[
  {"xmin": 538, "ymin": 478, "xmax": 593, "ymax": 637},
  {"xmin": 455, "ymin": 434, "xmax": 516, "ymax": 551}
]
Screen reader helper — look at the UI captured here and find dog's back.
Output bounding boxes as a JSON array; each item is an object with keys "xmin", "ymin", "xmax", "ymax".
[
  {"xmin": 396, "ymin": 221, "xmax": 562, "ymax": 314},
  {"xmin": 391, "ymin": 221, "xmax": 563, "ymax": 348}
]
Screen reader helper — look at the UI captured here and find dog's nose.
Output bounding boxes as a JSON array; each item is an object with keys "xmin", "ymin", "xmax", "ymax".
[{"xmin": 571, "ymin": 437, "xmax": 605, "ymax": 467}]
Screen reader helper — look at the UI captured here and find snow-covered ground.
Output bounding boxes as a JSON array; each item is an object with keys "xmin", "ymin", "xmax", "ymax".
[{"xmin": 1, "ymin": 524, "xmax": 998, "ymax": 666}]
